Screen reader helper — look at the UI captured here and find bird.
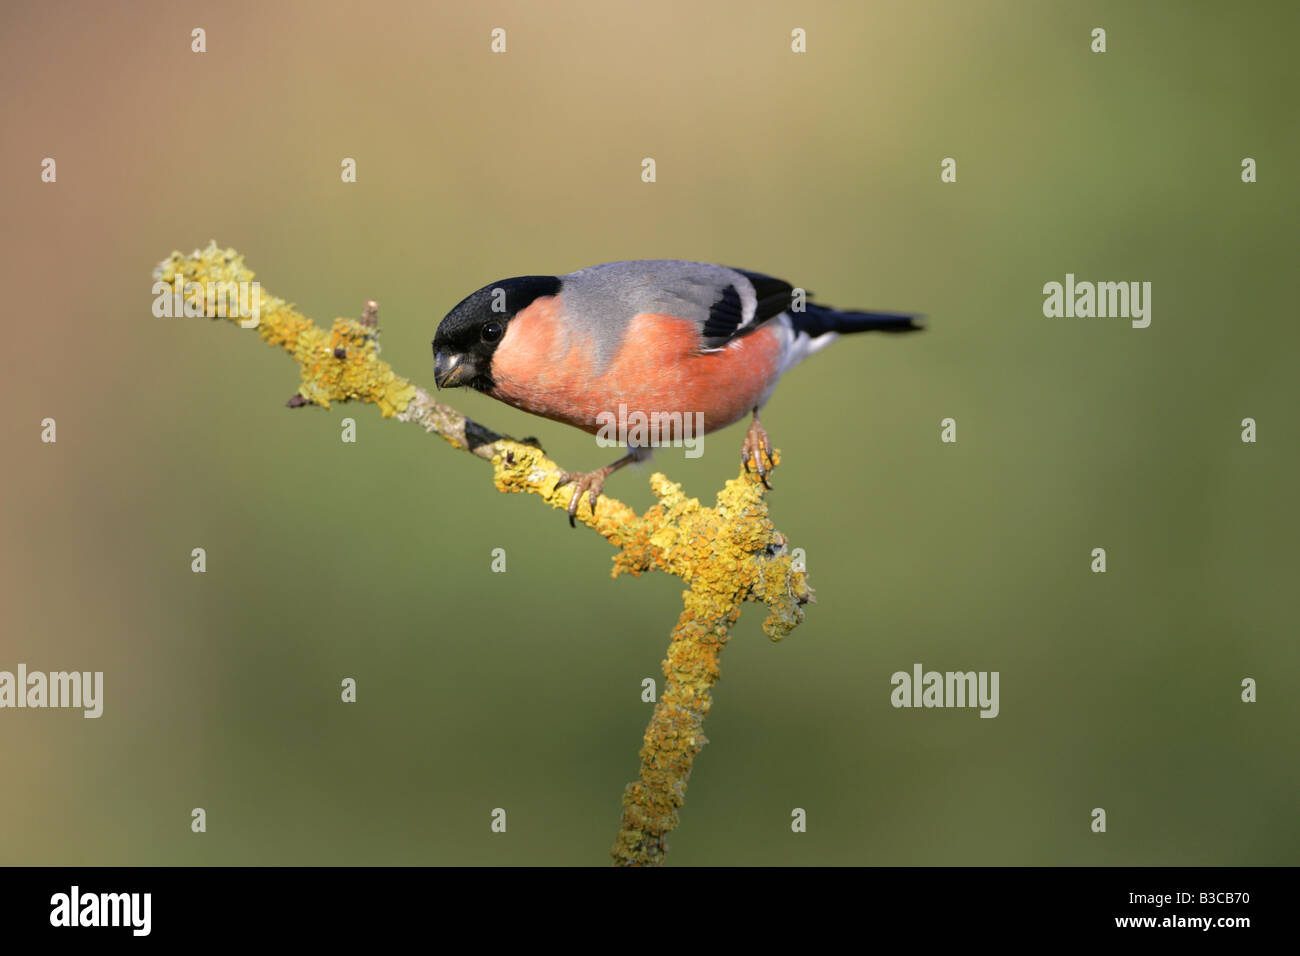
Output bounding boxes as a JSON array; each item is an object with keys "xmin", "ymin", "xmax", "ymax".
[{"xmin": 431, "ymin": 260, "xmax": 922, "ymax": 525}]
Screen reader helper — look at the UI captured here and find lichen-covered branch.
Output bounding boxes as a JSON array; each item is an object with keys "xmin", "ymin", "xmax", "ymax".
[
  {"xmin": 608, "ymin": 471, "xmax": 813, "ymax": 865},
  {"xmin": 158, "ymin": 241, "xmax": 814, "ymax": 866}
]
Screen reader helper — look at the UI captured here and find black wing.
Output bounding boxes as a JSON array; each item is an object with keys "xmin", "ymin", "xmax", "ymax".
[{"xmin": 700, "ymin": 269, "xmax": 802, "ymax": 347}]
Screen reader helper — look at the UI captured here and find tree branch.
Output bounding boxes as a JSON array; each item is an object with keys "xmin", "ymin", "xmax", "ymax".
[{"xmin": 157, "ymin": 241, "xmax": 815, "ymax": 865}]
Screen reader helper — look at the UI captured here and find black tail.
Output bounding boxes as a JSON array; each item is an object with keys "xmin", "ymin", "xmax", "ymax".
[{"xmin": 792, "ymin": 303, "xmax": 924, "ymax": 337}]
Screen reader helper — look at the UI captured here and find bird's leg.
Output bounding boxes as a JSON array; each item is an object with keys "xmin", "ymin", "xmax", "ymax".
[
  {"xmin": 556, "ymin": 447, "xmax": 648, "ymax": 527},
  {"xmin": 741, "ymin": 407, "xmax": 774, "ymax": 487}
]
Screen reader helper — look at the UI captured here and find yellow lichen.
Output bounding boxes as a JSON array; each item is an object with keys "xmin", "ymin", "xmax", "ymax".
[{"xmin": 155, "ymin": 241, "xmax": 417, "ymax": 417}]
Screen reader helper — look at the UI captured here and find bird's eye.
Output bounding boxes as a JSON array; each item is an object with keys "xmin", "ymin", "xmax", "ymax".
[{"xmin": 481, "ymin": 321, "xmax": 504, "ymax": 343}]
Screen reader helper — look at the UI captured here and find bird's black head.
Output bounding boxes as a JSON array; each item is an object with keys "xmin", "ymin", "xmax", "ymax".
[{"xmin": 431, "ymin": 275, "xmax": 561, "ymax": 390}]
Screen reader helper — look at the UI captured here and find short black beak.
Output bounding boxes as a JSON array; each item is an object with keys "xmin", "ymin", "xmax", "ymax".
[{"xmin": 433, "ymin": 351, "xmax": 463, "ymax": 390}]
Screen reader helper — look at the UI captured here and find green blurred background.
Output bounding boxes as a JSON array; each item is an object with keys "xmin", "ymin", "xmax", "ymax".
[{"xmin": 2, "ymin": 0, "xmax": 1297, "ymax": 865}]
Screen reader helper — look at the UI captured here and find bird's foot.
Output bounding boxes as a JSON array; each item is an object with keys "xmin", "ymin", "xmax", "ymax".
[
  {"xmin": 742, "ymin": 415, "xmax": 775, "ymax": 488},
  {"xmin": 556, "ymin": 466, "xmax": 614, "ymax": 528}
]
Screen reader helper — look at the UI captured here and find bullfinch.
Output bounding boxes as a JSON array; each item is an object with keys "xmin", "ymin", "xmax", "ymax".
[{"xmin": 432, "ymin": 260, "xmax": 921, "ymax": 524}]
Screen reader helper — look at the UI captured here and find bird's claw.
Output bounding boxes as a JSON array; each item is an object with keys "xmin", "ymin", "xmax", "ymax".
[
  {"xmin": 742, "ymin": 418, "xmax": 775, "ymax": 488},
  {"xmin": 556, "ymin": 470, "xmax": 606, "ymax": 527}
]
